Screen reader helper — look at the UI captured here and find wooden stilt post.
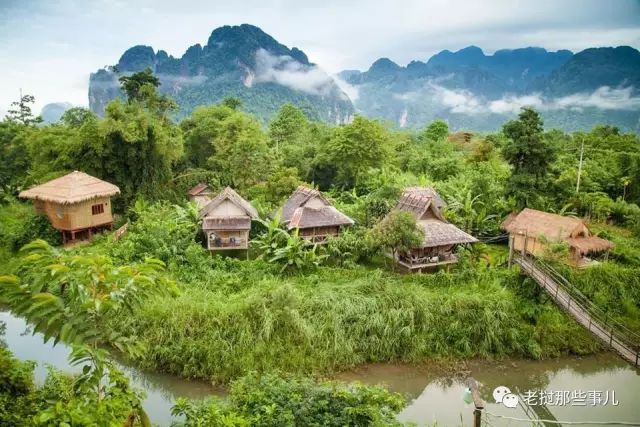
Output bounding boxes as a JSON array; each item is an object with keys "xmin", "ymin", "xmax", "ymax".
[
  {"xmin": 465, "ymin": 377, "xmax": 485, "ymax": 427},
  {"xmin": 508, "ymin": 235, "xmax": 514, "ymax": 267}
]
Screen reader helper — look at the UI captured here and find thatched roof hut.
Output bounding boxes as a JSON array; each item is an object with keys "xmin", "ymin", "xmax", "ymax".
[
  {"xmin": 281, "ymin": 186, "xmax": 354, "ymax": 230},
  {"xmin": 200, "ymin": 187, "xmax": 259, "ymax": 220},
  {"xmin": 200, "ymin": 187, "xmax": 258, "ymax": 251},
  {"xmin": 19, "ymin": 171, "xmax": 120, "ymax": 244},
  {"xmin": 279, "ymin": 186, "xmax": 353, "ymax": 242},
  {"xmin": 393, "ymin": 188, "xmax": 476, "ymax": 248},
  {"xmin": 19, "ymin": 171, "xmax": 120, "ymax": 204},
  {"xmin": 501, "ymin": 208, "xmax": 614, "ymax": 261}
]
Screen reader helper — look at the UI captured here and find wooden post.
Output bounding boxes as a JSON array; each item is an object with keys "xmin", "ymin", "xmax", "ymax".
[
  {"xmin": 465, "ymin": 377, "xmax": 485, "ymax": 427},
  {"xmin": 508, "ymin": 235, "xmax": 514, "ymax": 267}
]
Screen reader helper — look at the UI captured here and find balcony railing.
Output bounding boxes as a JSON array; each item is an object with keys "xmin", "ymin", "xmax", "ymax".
[{"xmin": 208, "ymin": 237, "xmax": 247, "ymax": 250}]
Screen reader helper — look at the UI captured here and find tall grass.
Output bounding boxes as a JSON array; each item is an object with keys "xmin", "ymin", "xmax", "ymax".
[{"xmin": 112, "ymin": 262, "xmax": 599, "ymax": 384}]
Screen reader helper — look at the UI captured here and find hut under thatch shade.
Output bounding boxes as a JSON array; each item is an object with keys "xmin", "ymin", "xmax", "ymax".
[
  {"xmin": 501, "ymin": 208, "xmax": 614, "ymax": 266},
  {"xmin": 280, "ymin": 186, "xmax": 354, "ymax": 243},
  {"xmin": 19, "ymin": 171, "xmax": 120, "ymax": 244},
  {"xmin": 200, "ymin": 187, "xmax": 258, "ymax": 251},
  {"xmin": 389, "ymin": 187, "xmax": 477, "ymax": 272},
  {"xmin": 188, "ymin": 183, "xmax": 215, "ymax": 209}
]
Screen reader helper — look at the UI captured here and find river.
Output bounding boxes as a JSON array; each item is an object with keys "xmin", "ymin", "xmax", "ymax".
[{"xmin": 2, "ymin": 311, "xmax": 639, "ymax": 426}]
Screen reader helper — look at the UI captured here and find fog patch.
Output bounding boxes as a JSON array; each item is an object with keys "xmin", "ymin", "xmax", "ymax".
[
  {"xmin": 253, "ymin": 48, "xmax": 337, "ymax": 96},
  {"xmin": 403, "ymin": 83, "xmax": 640, "ymax": 115},
  {"xmin": 333, "ymin": 75, "xmax": 359, "ymax": 101},
  {"xmin": 158, "ymin": 74, "xmax": 208, "ymax": 86}
]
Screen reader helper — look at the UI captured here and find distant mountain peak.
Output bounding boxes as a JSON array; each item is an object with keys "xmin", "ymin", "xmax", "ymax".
[{"xmin": 89, "ymin": 24, "xmax": 353, "ymax": 122}]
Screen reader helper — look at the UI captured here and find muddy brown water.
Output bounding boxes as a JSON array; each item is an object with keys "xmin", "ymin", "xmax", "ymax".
[{"xmin": 2, "ymin": 311, "xmax": 639, "ymax": 426}]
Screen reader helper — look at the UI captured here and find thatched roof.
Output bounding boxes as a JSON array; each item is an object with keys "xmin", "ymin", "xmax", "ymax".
[
  {"xmin": 281, "ymin": 186, "xmax": 331, "ymax": 223},
  {"xmin": 567, "ymin": 236, "xmax": 615, "ymax": 254},
  {"xmin": 203, "ymin": 216, "xmax": 251, "ymax": 231},
  {"xmin": 501, "ymin": 208, "xmax": 585, "ymax": 240},
  {"xmin": 280, "ymin": 186, "xmax": 353, "ymax": 230},
  {"xmin": 188, "ymin": 183, "xmax": 212, "ymax": 197},
  {"xmin": 19, "ymin": 171, "xmax": 120, "ymax": 205},
  {"xmin": 288, "ymin": 206, "xmax": 354, "ymax": 230},
  {"xmin": 418, "ymin": 219, "xmax": 478, "ymax": 248},
  {"xmin": 402, "ymin": 187, "xmax": 446, "ymax": 211},
  {"xmin": 394, "ymin": 190, "xmax": 446, "ymax": 220},
  {"xmin": 200, "ymin": 187, "xmax": 258, "ymax": 219}
]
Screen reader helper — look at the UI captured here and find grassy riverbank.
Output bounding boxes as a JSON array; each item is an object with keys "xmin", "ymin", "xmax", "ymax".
[{"xmin": 103, "ymin": 226, "xmax": 601, "ymax": 384}]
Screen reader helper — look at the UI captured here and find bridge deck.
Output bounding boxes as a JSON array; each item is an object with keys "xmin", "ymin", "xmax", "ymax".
[{"xmin": 514, "ymin": 256, "xmax": 639, "ymax": 367}]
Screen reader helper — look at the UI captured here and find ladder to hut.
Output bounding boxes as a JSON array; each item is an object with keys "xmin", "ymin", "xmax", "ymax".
[{"xmin": 512, "ymin": 253, "xmax": 640, "ymax": 367}]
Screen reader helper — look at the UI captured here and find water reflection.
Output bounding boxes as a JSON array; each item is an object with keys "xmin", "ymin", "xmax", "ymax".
[
  {"xmin": 336, "ymin": 356, "xmax": 640, "ymax": 426},
  {"xmin": 3, "ymin": 310, "xmax": 640, "ymax": 427},
  {"xmin": 0, "ymin": 311, "xmax": 216, "ymax": 426}
]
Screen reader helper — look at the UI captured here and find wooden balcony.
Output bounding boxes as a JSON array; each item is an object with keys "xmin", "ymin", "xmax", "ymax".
[
  {"xmin": 208, "ymin": 237, "xmax": 248, "ymax": 250},
  {"xmin": 396, "ymin": 253, "xmax": 459, "ymax": 271}
]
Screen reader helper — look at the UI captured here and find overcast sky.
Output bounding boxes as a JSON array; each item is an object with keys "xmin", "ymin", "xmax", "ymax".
[{"xmin": 1, "ymin": 0, "xmax": 639, "ymax": 114}]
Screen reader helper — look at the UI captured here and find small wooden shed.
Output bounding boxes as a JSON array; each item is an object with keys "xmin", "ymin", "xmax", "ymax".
[
  {"xmin": 501, "ymin": 208, "xmax": 614, "ymax": 266},
  {"xmin": 188, "ymin": 183, "xmax": 215, "ymax": 209},
  {"xmin": 280, "ymin": 186, "xmax": 354, "ymax": 243},
  {"xmin": 390, "ymin": 187, "xmax": 477, "ymax": 272},
  {"xmin": 19, "ymin": 171, "xmax": 120, "ymax": 244},
  {"xmin": 200, "ymin": 187, "xmax": 258, "ymax": 251}
]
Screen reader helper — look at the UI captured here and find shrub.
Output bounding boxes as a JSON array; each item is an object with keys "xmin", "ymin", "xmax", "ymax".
[{"xmin": 172, "ymin": 373, "xmax": 405, "ymax": 427}]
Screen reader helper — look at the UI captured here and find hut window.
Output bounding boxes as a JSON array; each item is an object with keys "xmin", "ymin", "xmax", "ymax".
[
  {"xmin": 91, "ymin": 204, "xmax": 104, "ymax": 215},
  {"xmin": 55, "ymin": 206, "xmax": 64, "ymax": 219}
]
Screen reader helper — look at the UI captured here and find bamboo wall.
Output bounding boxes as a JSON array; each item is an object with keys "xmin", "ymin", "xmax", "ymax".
[{"xmin": 40, "ymin": 197, "xmax": 114, "ymax": 230}]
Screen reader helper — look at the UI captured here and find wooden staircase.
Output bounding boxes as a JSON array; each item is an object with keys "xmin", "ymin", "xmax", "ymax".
[{"xmin": 513, "ymin": 254, "xmax": 640, "ymax": 367}]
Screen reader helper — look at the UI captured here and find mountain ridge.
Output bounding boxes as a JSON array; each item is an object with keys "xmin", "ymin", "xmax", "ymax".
[
  {"xmin": 89, "ymin": 24, "xmax": 354, "ymax": 123},
  {"xmin": 87, "ymin": 24, "xmax": 640, "ymax": 131}
]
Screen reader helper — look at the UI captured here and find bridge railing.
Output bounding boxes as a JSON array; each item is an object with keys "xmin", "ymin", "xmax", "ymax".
[{"xmin": 514, "ymin": 253, "xmax": 640, "ymax": 366}]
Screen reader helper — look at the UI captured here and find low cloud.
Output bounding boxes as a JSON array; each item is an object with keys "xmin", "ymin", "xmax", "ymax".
[
  {"xmin": 158, "ymin": 74, "xmax": 208, "ymax": 86},
  {"xmin": 430, "ymin": 83, "xmax": 483, "ymax": 114},
  {"xmin": 398, "ymin": 82, "xmax": 640, "ymax": 115},
  {"xmin": 333, "ymin": 75, "xmax": 359, "ymax": 101},
  {"xmin": 253, "ymin": 48, "xmax": 339, "ymax": 97}
]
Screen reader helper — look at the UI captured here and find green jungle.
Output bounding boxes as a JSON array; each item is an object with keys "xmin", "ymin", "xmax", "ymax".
[{"xmin": 1, "ymin": 69, "xmax": 640, "ymax": 426}]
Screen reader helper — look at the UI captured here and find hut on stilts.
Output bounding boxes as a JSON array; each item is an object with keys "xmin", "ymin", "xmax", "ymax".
[
  {"xmin": 199, "ymin": 187, "xmax": 258, "ymax": 251},
  {"xmin": 280, "ymin": 186, "xmax": 354, "ymax": 243},
  {"xmin": 19, "ymin": 171, "xmax": 120, "ymax": 244},
  {"xmin": 501, "ymin": 208, "xmax": 614, "ymax": 267},
  {"xmin": 388, "ymin": 187, "xmax": 477, "ymax": 272}
]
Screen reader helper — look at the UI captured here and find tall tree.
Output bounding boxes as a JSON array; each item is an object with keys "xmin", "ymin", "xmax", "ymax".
[
  {"xmin": 208, "ymin": 111, "xmax": 271, "ymax": 191},
  {"xmin": 502, "ymin": 107, "xmax": 556, "ymax": 207},
  {"xmin": 5, "ymin": 92, "xmax": 42, "ymax": 126},
  {"xmin": 328, "ymin": 115, "xmax": 390, "ymax": 189},
  {"xmin": 181, "ymin": 104, "xmax": 236, "ymax": 169},
  {"xmin": 118, "ymin": 68, "xmax": 160, "ymax": 102},
  {"xmin": 421, "ymin": 120, "xmax": 449, "ymax": 143}
]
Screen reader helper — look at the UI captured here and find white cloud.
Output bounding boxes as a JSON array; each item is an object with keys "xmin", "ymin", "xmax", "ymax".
[
  {"xmin": 552, "ymin": 86, "xmax": 640, "ymax": 110},
  {"xmin": 430, "ymin": 83, "xmax": 483, "ymax": 114},
  {"xmin": 253, "ymin": 48, "xmax": 337, "ymax": 96},
  {"xmin": 402, "ymin": 83, "xmax": 640, "ymax": 115},
  {"xmin": 488, "ymin": 94, "xmax": 545, "ymax": 114},
  {"xmin": 486, "ymin": 86, "xmax": 640, "ymax": 114},
  {"xmin": 333, "ymin": 75, "xmax": 359, "ymax": 100}
]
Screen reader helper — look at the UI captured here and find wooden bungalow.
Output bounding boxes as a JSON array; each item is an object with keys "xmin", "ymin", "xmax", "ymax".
[
  {"xmin": 389, "ymin": 187, "xmax": 477, "ymax": 272},
  {"xmin": 188, "ymin": 183, "xmax": 215, "ymax": 209},
  {"xmin": 199, "ymin": 187, "xmax": 258, "ymax": 251},
  {"xmin": 280, "ymin": 186, "xmax": 354, "ymax": 243},
  {"xmin": 501, "ymin": 208, "xmax": 614, "ymax": 267},
  {"xmin": 19, "ymin": 171, "xmax": 120, "ymax": 244}
]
